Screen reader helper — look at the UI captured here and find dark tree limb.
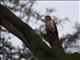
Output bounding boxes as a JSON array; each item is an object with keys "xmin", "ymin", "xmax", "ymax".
[{"xmin": 0, "ymin": 16, "xmax": 29, "ymax": 48}]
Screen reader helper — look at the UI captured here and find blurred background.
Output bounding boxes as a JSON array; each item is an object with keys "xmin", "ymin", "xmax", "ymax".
[{"xmin": 0, "ymin": 0, "xmax": 80, "ymax": 60}]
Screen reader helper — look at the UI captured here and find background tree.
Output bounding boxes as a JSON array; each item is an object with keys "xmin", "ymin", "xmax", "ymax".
[{"xmin": 0, "ymin": 0, "xmax": 80, "ymax": 60}]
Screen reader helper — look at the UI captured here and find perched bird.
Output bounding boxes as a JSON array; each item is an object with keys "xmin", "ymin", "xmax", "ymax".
[
  {"xmin": 45, "ymin": 15, "xmax": 59, "ymax": 46},
  {"xmin": 45, "ymin": 16, "xmax": 58, "ymax": 38},
  {"xmin": 45, "ymin": 16, "xmax": 64, "ymax": 55}
]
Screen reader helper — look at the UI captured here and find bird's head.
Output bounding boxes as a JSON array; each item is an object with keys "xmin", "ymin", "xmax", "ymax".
[{"xmin": 45, "ymin": 15, "xmax": 52, "ymax": 21}]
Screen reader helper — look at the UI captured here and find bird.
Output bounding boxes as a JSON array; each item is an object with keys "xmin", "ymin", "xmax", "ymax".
[
  {"xmin": 45, "ymin": 15, "xmax": 59, "ymax": 46},
  {"xmin": 45, "ymin": 16, "xmax": 58, "ymax": 38},
  {"xmin": 45, "ymin": 16, "xmax": 64, "ymax": 56}
]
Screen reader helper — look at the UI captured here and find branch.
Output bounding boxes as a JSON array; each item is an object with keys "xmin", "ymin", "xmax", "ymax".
[{"xmin": 0, "ymin": 16, "xmax": 29, "ymax": 47}]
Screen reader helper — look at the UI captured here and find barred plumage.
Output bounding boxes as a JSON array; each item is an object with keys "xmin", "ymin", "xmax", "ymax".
[{"xmin": 45, "ymin": 16, "xmax": 59, "ymax": 46}]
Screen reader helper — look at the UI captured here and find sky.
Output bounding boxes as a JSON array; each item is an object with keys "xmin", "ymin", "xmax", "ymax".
[
  {"xmin": 5, "ymin": 1, "xmax": 80, "ymax": 52},
  {"xmin": 32, "ymin": 1, "xmax": 79, "ymax": 37}
]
